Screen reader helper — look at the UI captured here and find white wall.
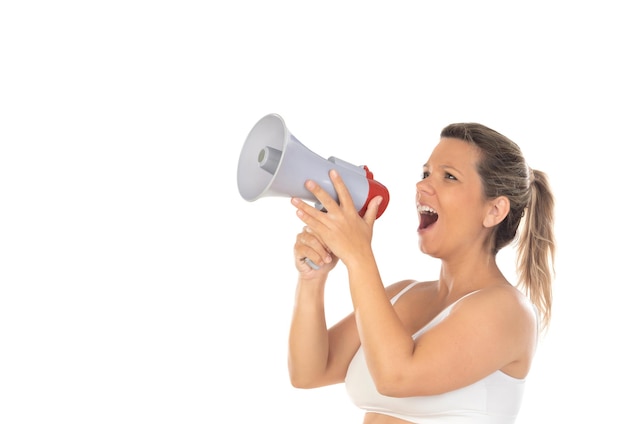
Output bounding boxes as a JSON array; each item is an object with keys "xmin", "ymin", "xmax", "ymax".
[{"xmin": 2, "ymin": 1, "xmax": 624, "ymax": 422}]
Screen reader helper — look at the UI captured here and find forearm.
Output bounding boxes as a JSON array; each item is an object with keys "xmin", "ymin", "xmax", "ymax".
[
  {"xmin": 346, "ymin": 252, "xmax": 414, "ymax": 388},
  {"xmin": 288, "ymin": 275, "xmax": 331, "ymax": 388}
]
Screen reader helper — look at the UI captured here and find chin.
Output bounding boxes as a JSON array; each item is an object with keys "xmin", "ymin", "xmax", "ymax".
[
  {"xmin": 418, "ymin": 241, "xmax": 432, "ymax": 255},
  {"xmin": 418, "ymin": 241, "xmax": 440, "ymax": 259}
]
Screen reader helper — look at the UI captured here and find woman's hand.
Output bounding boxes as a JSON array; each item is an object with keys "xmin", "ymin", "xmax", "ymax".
[
  {"xmin": 293, "ymin": 226, "xmax": 339, "ymax": 274},
  {"xmin": 291, "ymin": 169, "xmax": 382, "ymax": 268}
]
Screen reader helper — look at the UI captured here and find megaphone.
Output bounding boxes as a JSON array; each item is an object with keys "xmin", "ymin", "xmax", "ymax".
[{"xmin": 237, "ymin": 113, "xmax": 390, "ymax": 219}]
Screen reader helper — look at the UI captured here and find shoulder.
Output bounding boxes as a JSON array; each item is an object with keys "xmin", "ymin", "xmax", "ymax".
[
  {"xmin": 384, "ymin": 279, "xmax": 437, "ymax": 300},
  {"xmin": 451, "ymin": 284, "xmax": 537, "ymax": 340},
  {"xmin": 447, "ymin": 285, "xmax": 538, "ymax": 378},
  {"xmin": 459, "ymin": 284, "xmax": 534, "ymax": 314}
]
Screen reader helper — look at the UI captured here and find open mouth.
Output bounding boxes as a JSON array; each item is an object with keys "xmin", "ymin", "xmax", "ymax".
[{"xmin": 418, "ymin": 205, "xmax": 439, "ymax": 230}]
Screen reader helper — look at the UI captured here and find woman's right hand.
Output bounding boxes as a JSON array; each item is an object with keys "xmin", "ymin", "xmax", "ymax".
[{"xmin": 294, "ymin": 226, "xmax": 339, "ymax": 274}]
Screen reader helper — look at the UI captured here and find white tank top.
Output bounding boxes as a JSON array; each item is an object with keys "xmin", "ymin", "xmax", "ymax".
[{"xmin": 344, "ymin": 281, "xmax": 526, "ymax": 424}]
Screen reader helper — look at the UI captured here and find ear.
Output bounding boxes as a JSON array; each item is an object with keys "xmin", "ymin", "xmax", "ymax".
[{"xmin": 483, "ymin": 196, "xmax": 510, "ymax": 228}]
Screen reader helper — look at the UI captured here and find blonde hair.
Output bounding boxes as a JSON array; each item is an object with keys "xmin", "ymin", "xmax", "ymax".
[{"xmin": 441, "ymin": 123, "xmax": 556, "ymax": 331}]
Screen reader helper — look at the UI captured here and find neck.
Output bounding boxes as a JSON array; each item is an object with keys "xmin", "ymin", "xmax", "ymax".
[{"xmin": 437, "ymin": 251, "xmax": 505, "ymax": 297}]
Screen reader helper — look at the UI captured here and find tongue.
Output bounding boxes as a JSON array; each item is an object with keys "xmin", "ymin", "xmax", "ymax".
[{"xmin": 419, "ymin": 213, "xmax": 438, "ymax": 230}]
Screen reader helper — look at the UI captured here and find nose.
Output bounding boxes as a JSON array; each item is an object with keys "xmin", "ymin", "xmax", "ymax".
[
  {"xmin": 415, "ymin": 180, "xmax": 426, "ymax": 192},
  {"xmin": 416, "ymin": 178, "xmax": 432, "ymax": 195}
]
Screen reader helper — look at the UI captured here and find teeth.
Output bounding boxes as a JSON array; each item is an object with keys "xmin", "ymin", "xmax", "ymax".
[{"xmin": 417, "ymin": 205, "xmax": 438, "ymax": 214}]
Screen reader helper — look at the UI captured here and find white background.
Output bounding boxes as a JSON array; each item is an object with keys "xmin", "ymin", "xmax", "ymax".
[{"xmin": 1, "ymin": 1, "xmax": 624, "ymax": 423}]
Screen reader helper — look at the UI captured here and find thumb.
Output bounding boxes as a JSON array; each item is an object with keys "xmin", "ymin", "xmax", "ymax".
[{"xmin": 363, "ymin": 195, "xmax": 382, "ymax": 225}]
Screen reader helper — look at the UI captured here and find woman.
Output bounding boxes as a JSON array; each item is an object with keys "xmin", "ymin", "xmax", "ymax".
[{"xmin": 288, "ymin": 123, "xmax": 555, "ymax": 423}]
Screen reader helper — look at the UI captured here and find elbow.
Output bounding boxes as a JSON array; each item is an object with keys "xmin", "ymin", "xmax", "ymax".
[
  {"xmin": 289, "ymin": 373, "xmax": 308, "ymax": 389},
  {"xmin": 372, "ymin": 372, "xmax": 414, "ymax": 398},
  {"xmin": 288, "ymin": 366, "xmax": 304, "ymax": 388},
  {"xmin": 375, "ymin": 380, "xmax": 404, "ymax": 398},
  {"xmin": 288, "ymin": 366, "xmax": 319, "ymax": 389},
  {"xmin": 289, "ymin": 374, "xmax": 319, "ymax": 389},
  {"xmin": 289, "ymin": 364, "xmax": 333, "ymax": 389},
  {"xmin": 373, "ymin": 374, "xmax": 441, "ymax": 398}
]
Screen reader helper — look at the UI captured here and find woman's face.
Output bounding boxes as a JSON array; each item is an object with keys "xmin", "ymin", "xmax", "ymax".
[{"xmin": 415, "ymin": 137, "xmax": 491, "ymax": 259}]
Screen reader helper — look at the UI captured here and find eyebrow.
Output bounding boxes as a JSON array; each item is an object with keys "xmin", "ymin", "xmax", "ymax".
[{"xmin": 423, "ymin": 163, "xmax": 465, "ymax": 177}]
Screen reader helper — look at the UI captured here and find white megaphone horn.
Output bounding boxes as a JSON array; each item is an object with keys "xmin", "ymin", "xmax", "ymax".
[{"xmin": 237, "ymin": 113, "xmax": 389, "ymax": 219}]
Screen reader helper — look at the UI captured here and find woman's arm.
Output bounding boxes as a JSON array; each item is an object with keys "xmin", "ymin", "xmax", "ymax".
[{"xmin": 287, "ymin": 227, "xmax": 361, "ymax": 388}]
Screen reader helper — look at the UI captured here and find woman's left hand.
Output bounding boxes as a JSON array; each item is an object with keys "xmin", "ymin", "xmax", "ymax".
[{"xmin": 290, "ymin": 169, "xmax": 383, "ymax": 267}]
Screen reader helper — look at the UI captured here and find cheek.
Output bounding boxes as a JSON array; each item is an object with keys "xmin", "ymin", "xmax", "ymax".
[{"xmin": 448, "ymin": 195, "xmax": 484, "ymax": 222}]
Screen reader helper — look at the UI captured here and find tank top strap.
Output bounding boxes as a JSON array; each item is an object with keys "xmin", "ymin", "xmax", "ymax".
[
  {"xmin": 390, "ymin": 282, "xmax": 483, "ymax": 308},
  {"xmin": 389, "ymin": 281, "xmax": 421, "ymax": 305},
  {"xmin": 455, "ymin": 289, "xmax": 481, "ymax": 304}
]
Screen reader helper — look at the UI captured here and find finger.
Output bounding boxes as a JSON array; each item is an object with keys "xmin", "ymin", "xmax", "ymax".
[
  {"xmin": 291, "ymin": 196, "xmax": 322, "ymax": 224},
  {"xmin": 329, "ymin": 169, "xmax": 356, "ymax": 213},
  {"xmin": 298, "ymin": 227, "xmax": 332, "ymax": 258},
  {"xmin": 303, "ymin": 178, "xmax": 339, "ymax": 214},
  {"xmin": 294, "ymin": 230, "xmax": 332, "ymax": 267},
  {"xmin": 291, "ymin": 196, "xmax": 331, "ymax": 236}
]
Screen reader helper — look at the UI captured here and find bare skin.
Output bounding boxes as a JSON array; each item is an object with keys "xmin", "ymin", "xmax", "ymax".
[{"xmin": 288, "ymin": 138, "xmax": 538, "ymax": 423}]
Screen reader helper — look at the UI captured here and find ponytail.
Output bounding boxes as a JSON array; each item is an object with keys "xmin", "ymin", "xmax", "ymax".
[{"xmin": 516, "ymin": 169, "xmax": 556, "ymax": 331}]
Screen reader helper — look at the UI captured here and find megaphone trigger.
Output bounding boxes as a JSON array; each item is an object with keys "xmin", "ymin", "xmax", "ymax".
[{"xmin": 313, "ymin": 201, "xmax": 327, "ymax": 213}]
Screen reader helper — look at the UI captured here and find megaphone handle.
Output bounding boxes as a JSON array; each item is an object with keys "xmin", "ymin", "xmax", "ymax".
[{"xmin": 304, "ymin": 257, "xmax": 320, "ymax": 270}]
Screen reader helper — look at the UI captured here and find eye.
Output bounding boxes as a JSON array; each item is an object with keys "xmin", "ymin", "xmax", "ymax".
[
  {"xmin": 444, "ymin": 172, "xmax": 457, "ymax": 180},
  {"xmin": 422, "ymin": 171, "xmax": 430, "ymax": 179}
]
